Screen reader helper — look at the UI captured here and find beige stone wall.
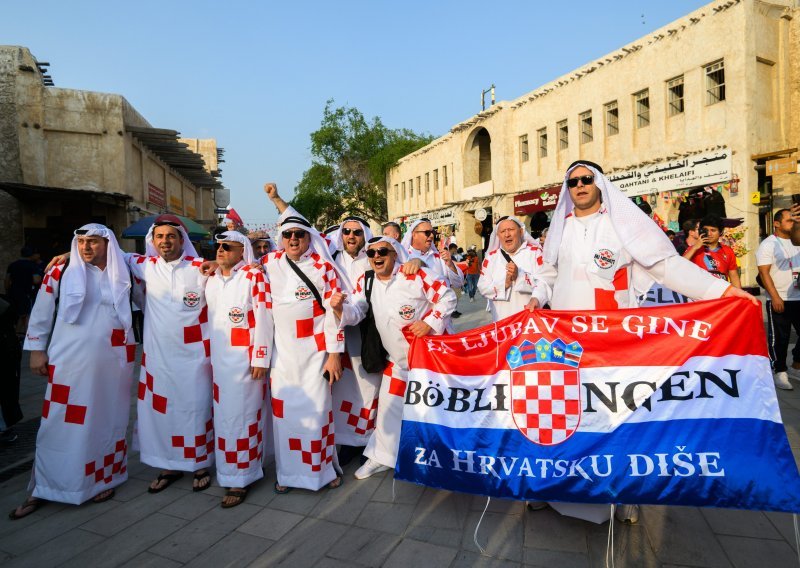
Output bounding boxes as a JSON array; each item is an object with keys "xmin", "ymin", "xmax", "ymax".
[{"xmin": 387, "ymin": 0, "xmax": 800, "ymax": 285}]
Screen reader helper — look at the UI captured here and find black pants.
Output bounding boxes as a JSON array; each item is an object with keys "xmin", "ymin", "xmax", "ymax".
[
  {"xmin": 0, "ymin": 333, "xmax": 23, "ymax": 428},
  {"xmin": 766, "ymin": 300, "xmax": 800, "ymax": 373}
]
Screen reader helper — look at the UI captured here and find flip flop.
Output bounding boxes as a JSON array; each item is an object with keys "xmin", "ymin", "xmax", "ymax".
[
  {"xmin": 91, "ymin": 489, "xmax": 115, "ymax": 503},
  {"xmin": 221, "ymin": 488, "xmax": 248, "ymax": 508},
  {"xmin": 192, "ymin": 470, "xmax": 211, "ymax": 492},
  {"xmin": 328, "ymin": 476, "xmax": 343, "ymax": 490},
  {"xmin": 273, "ymin": 481, "xmax": 293, "ymax": 495},
  {"xmin": 8, "ymin": 497, "xmax": 44, "ymax": 521},
  {"xmin": 148, "ymin": 471, "xmax": 184, "ymax": 494}
]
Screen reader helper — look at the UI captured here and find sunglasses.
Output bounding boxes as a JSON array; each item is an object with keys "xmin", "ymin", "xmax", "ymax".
[
  {"xmin": 413, "ymin": 230, "xmax": 434, "ymax": 237},
  {"xmin": 341, "ymin": 228, "xmax": 364, "ymax": 236},
  {"xmin": 366, "ymin": 248, "xmax": 393, "ymax": 258},
  {"xmin": 214, "ymin": 242, "xmax": 243, "ymax": 252},
  {"xmin": 566, "ymin": 175, "xmax": 595, "ymax": 188},
  {"xmin": 282, "ymin": 230, "xmax": 308, "ymax": 239}
]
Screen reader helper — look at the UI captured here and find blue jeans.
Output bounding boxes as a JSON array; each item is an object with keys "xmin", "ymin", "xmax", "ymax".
[{"xmin": 465, "ymin": 274, "xmax": 479, "ymax": 299}]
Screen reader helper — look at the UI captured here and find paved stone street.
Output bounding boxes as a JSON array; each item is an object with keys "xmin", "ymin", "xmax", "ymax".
[{"xmin": 1, "ymin": 293, "xmax": 800, "ymax": 567}]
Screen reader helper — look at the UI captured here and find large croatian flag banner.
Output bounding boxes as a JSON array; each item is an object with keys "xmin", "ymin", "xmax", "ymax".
[{"xmin": 396, "ymin": 298, "xmax": 800, "ymax": 512}]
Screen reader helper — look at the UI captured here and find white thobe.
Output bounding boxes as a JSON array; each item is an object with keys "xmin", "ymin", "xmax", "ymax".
[
  {"xmin": 331, "ymin": 249, "xmax": 382, "ymax": 446},
  {"xmin": 477, "ymin": 243, "xmax": 551, "ymax": 321},
  {"xmin": 537, "ymin": 208, "xmax": 728, "ymax": 523},
  {"xmin": 126, "ymin": 254, "xmax": 214, "ymax": 471},
  {"xmin": 407, "ymin": 247, "xmax": 465, "ymax": 289},
  {"xmin": 206, "ymin": 263, "xmax": 273, "ymax": 488},
  {"xmin": 340, "ymin": 266, "xmax": 457, "ymax": 468},
  {"xmin": 542, "ymin": 210, "xmax": 729, "ymax": 310},
  {"xmin": 24, "ymin": 264, "xmax": 135, "ymax": 504},
  {"xmin": 264, "ymin": 249, "xmax": 345, "ymax": 490}
]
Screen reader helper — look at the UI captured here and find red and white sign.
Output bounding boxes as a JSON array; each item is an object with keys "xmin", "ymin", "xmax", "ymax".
[
  {"xmin": 148, "ymin": 183, "xmax": 166, "ymax": 208},
  {"xmin": 514, "ymin": 185, "xmax": 560, "ymax": 215}
]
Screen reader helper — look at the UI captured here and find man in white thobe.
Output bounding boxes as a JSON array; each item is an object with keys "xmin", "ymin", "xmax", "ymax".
[
  {"xmin": 332, "ymin": 236, "xmax": 457, "ymax": 479},
  {"xmin": 531, "ymin": 159, "xmax": 756, "ymax": 524},
  {"xmin": 263, "ymin": 186, "xmax": 348, "ymax": 493},
  {"xmin": 206, "ymin": 231, "xmax": 272, "ymax": 507},
  {"xmin": 11, "ymin": 224, "xmax": 135, "ymax": 519},
  {"xmin": 126, "ymin": 215, "xmax": 214, "ymax": 493},
  {"xmin": 478, "ymin": 216, "xmax": 550, "ymax": 321}
]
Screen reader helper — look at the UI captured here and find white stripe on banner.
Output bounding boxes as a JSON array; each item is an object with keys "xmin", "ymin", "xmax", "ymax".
[{"xmin": 404, "ymin": 354, "xmax": 779, "ymax": 433}]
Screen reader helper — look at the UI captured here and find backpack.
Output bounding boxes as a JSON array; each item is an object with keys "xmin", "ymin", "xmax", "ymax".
[{"xmin": 359, "ymin": 270, "xmax": 389, "ymax": 373}]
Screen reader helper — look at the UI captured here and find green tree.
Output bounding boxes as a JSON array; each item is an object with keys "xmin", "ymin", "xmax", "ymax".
[{"xmin": 292, "ymin": 100, "xmax": 433, "ymax": 228}]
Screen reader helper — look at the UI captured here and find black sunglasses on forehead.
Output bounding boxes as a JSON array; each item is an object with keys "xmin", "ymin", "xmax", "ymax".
[
  {"xmin": 566, "ymin": 175, "xmax": 595, "ymax": 188},
  {"xmin": 366, "ymin": 248, "xmax": 393, "ymax": 258}
]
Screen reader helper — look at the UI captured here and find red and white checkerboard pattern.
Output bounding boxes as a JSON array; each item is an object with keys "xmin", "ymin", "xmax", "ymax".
[
  {"xmin": 137, "ymin": 353, "xmax": 168, "ymax": 414},
  {"xmin": 171, "ymin": 419, "xmax": 215, "ymax": 462},
  {"xmin": 110, "ymin": 328, "xmax": 136, "ymax": 363},
  {"xmin": 511, "ymin": 369, "xmax": 581, "ymax": 446},
  {"xmin": 340, "ymin": 398, "xmax": 378, "ymax": 436},
  {"xmin": 288, "ymin": 411, "xmax": 335, "ymax": 472},
  {"xmin": 42, "ymin": 364, "xmax": 87, "ymax": 425},
  {"xmin": 183, "ymin": 306, "xmax": 210, "ymax": 358},
  {"xmin": 384, "ymin": 362, "xmax": 406, "ymax": 398},
  {"xmin": 41, "ymin": 263, "xmax": 64, "ymax": 294},
  {"xmin": 218, "ymin": 408, "xmax": 263, "ymax": 469},
  {"xmin": 85, "ymin": 439, "xmax": 127, "ymax": 484}
]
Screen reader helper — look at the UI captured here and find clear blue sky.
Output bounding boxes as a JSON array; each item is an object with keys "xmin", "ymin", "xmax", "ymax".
[{"xmin": 2, "ymin": 0, "xmax": 710, "ymax": 225}]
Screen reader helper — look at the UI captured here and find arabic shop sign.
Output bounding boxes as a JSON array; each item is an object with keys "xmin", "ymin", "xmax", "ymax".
[
  {"xmin": 608, "ymin": 151, "xmax": 732, "ymax": 197},
  {"xmin": 407, "ymin": 206, "xmax": 457, "ymax": 227},
  {"xmin": 514, "ymin": 185, "xmax": 561, "ymax": 215}
]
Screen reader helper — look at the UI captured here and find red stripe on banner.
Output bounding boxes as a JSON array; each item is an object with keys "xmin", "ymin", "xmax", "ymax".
[{"xmin": 407, "ymin": 298, "xmax": 767, "ymax": 374}]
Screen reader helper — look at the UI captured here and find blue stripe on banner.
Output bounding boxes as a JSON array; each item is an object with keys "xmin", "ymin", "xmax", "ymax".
[{"xmin": 395, "ymin": 418, "xmax": 800, "ymax": 513}]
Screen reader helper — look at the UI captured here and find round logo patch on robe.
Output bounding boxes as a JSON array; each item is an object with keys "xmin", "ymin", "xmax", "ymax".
[
  {"xmin": 295, "ymin": 286, "xmax": 313, "ymax": 301},
  {"xmin": 593, "ymin": 249, "xmax": 616, "ymax": 269},
  {"xmin": 183, "ymin": 291, "xmax": 200, "ymax": 307},
  {"xmin": 399, "ymin": 305, "xmax": 415, "ymax": 320},
  {"xmin": 228, "ymin": 307, "xmax": 244, "ymax": 324}
]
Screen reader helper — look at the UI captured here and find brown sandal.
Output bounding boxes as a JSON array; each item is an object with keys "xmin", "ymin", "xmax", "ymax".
[
  {"xmin": 8, "ymin": 497, "xmax": 44, "ymax": 520},
  {"xmin": 221, "ymin": 488, "xmax": 248, "ymax": 508}
]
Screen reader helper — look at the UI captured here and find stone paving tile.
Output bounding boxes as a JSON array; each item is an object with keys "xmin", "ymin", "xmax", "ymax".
[
  {"xmin": 118, "ymin": 551, "xmax": 183, "ymax": 567},
  {"xmin": 717, "ymin": 535, "xmax": 798, "ymax": 568},
  {"xmin": 315, "ymin": 558, "xmax": 354, "ymax": 568},
  {"xmin": 409, "ymin": 487, "xmax": 470, "ymax": 531},
  {"xmin": 187, "ymin": 530, "xmax": 274, "ymax": 568},
  {"xmin": 110, "ymin": 477, "xmax": 152, "ymax": 502},
  {"xmin": 586, "ymin": 523, "xmax": 659, "ymax": 568},
  {"xmin": 266, "ymin": 487, "xmax": 325, "ymax": 516},
  {"xmin": 469, "ymin": 494, "xmax": 525, "ymax": 514},
  {"xmin": 451, "ymin": 550, "xmax": 522, "ymax": 568},
  {"xmin": 764, "ymin": 511, "xmax": 799, "ymax": 552},
  {"xmin": 700, "ymin": 507, "xmax": 783, "ymax": 539},
  {"xmin": 236, "ymin": 477, "xmax": 278, "ymax": 507},
  {"xmin": 523, "ymin": 547, "xmax": 590, "ymax": 567},
  {"xmin": 308, "ymin": 473, "xmax": 381, "ymax": 524},
  {"xmin": 237, "ymin": 507, "xmax": 305, "ymax": 540},
  {"xmin": 4, "ymin": 527, "xmax": 105, "ymax": 567},
  {"xmin": 462, "ymin": 510, "xmax": 525, "ymax": 562},
  {"xmin": 61, "ymin": 512, "xmax": 188, "ymax": 568},
  {"xmin": 354, "ymin": 501, "xmax": 416, "ymax": 535},
  {"xmin": 0, "ymin": 489, "xmax": 69, "ymax": 540},
  {"xmin": 382, "ymin": 538, "xmax": 458, "ymax": 568},
  {"xmin": 405, "ymin": 525, "xmax": 463, "ymax": 549},
  {"xmin": 371, "ymin": 473, "xmax": 425, "ymax": 505},
  {"xmin": 160, "ymin": 491, "xmax": 219, "ymax": 520},
  {"xmin": 0, "ymin": 497, "xmax": 120, "ymax": 554},
  {"xmin": 522, "ymin": 507, "xmax": 589, "ymax": 554},
  {"xmin": 248, "ymin": 517, "xmax": 348, "ymax": 567},
  {"xmin": 81, "ymin": 485, "xmax": 186, "ymax": 537},
  {"xmin": 323, "ymin": 526, "xmax": 402, "ymax": 567},
  {"xmin": 641, "ymin": 505, "xmax": 733, "ymax": 568},
  {"xmin": 149, "ymin": 502, "xmax": 260, "ymax": 563}
]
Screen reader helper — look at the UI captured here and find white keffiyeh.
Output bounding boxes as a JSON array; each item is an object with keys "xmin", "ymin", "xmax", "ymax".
[
  {"xmin": 544, "ymin": 163, "xmax": 678, "ymax": 295},
  {"xmin": 366, "ymin": 236, "xmax": 409, "ymax": 264},
  {"xmin": 216, "ymin": 231, "xmax": 255, "ymax": 265},
  {"xmin": 61, "ymin": 223, "xmax": 132, "ymax": 334},
  {"xmin": 486, "ymin": 216, "xmax": 539, "ymax": 254},
  {"xmin": 144, "ymin": 219, "xmax": 199, "ymax": 258}
]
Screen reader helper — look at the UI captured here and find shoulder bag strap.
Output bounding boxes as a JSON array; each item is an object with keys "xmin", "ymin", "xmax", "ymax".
[{"xmin": 285, "ymin": 256, "xmax": 326, "ymax": 312}]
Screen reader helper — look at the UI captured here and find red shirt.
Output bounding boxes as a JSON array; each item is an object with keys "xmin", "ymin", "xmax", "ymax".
[{"xmin": 689, "ymin": 244, "xmax": 738, "ymax": 281}]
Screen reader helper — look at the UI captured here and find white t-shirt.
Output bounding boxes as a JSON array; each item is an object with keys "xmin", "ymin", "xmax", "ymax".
[{"xmin": 756, "ymin": 235, "xmax": 800, "ymax": 301}]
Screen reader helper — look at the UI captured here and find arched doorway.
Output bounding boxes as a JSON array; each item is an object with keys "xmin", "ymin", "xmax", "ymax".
[{"xmin": 463, "ymin": 127, "xmax": 492, "ymax": 187}]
